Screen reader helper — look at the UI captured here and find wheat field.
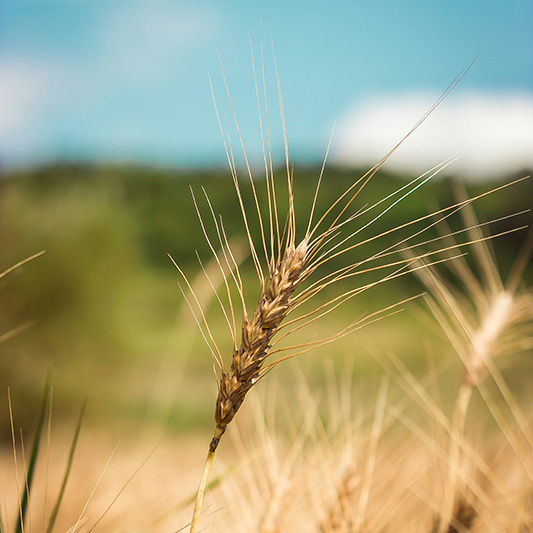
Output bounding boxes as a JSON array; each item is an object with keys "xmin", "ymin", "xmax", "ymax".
[{"xmin": 1, "ymin": 39, "xmax": 531, "ymax": 533}]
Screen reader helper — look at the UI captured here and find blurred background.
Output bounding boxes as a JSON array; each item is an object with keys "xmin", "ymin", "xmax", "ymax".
[{"xmin": 1, "ymin": 0, "xmax": 532, "ymax": 437}]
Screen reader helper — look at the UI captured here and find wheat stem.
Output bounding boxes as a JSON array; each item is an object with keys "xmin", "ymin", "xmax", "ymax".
[{"xmin": 190, "ymin": 426, "xmax": 224, "ymax": 533}]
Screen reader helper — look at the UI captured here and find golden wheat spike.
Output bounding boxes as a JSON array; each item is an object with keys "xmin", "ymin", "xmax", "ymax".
[{"xmin": 185, "ymin": 38, "xmax": 518, "ymax": 532}]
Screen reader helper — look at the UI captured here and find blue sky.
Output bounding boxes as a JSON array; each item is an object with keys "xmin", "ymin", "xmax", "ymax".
[{"xmin": 1, "ymin": 0, "xmax": 532, "ymax": 176}]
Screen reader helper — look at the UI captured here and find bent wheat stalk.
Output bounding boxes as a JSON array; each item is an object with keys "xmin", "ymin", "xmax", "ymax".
[
  {"xmin": 407, "ymin": 199, "xmax": 532, "ymax": 532},
  {"xmin": 179, "ymin": 39, "xmax": 521, "ymax": 532}
]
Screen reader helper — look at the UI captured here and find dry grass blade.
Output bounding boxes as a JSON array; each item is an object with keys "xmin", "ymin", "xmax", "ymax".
[
  {"xmin": 1, "ymin": 251, "xmax": 45, "ymax": 347},
  {"xmin": 0, "ymin": 251, "xmax": 45, "ymax": 281},
  {"xmin": 85, "ymin": 442, "xmax": 158, "ymax": 533},
  {"xmin": 71, "ymin": 443, "xmax": 120, "ymax": 533},
  {"xmin": 353, "ymin": 378, "xmax": 389, "ymax": 531}
]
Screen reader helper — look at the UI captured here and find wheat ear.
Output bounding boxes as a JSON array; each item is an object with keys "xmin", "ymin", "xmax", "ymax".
[
  {"xmin": 407, "ymin": 198, "xmax": 532, "ymax": 532},
  {"xmin": 190, "ymin": 181, "xmax": 311, "ymax": 531},
  {"xmin": 185, "ymin": 40, "xmax": 487, "ymax": 531}
]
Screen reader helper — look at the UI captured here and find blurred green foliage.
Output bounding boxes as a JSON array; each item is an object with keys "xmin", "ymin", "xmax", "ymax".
[{"xmin": 0, "ymin": 163, "xmax": 531, "ymax": 438}]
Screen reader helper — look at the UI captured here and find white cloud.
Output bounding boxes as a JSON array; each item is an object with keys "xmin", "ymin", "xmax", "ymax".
[
  {"xmin": 333, "ymin": 91, "xmax": 533, "ymax": 179},
  {"xmin": 0, "ymin": 61, "xmax": 44, "ymax": 137},
  {"xmin": 0, "ymin": 58, "xmax": 68, "ymax": 160}
]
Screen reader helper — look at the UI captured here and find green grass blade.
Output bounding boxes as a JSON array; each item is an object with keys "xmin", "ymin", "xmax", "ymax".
[
  {"xmin": 46, "ymin": 399, "xmax": 86, "ymax": 533},
  {"xmin": 15, "ymin": 370, "xmax": 52, "ymax": 533}
]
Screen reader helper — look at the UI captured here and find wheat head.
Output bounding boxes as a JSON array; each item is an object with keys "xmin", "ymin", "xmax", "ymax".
[{"xmin": 178, "ymin": 37, "xmax": 527, "ymax": 532}]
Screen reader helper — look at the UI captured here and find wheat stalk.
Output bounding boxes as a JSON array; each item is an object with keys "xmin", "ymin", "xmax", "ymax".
[
  {"xmin": 177, "ymin": 36, "xmax": 525, "ymax": 531},
  {"xmin": 406, "ymin": 197, "xmax": 532, "ymax": 532}
]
